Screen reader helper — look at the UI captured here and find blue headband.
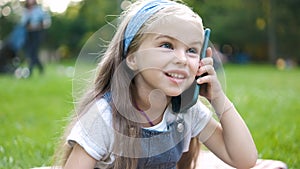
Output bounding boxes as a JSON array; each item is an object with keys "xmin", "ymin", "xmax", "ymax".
[{"xmin": 123, "ymin": 0, "xmax": 175, "ymax": 57}]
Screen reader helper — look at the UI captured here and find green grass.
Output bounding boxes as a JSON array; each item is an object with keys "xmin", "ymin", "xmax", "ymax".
[
  {"xmin": 0, "ymin": 63, "xmax": 73, "ymax": 169},
  {"xmin": 0, "ymin": 62, "xmax": 299, "ymax": 168},
  {"xmin": 224, "ymin": 64, "xmax": 300, "ymax": 168}
]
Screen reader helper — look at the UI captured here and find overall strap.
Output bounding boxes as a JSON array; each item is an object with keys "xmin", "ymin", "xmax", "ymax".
[{"xmin": 102, "ymin": 92, "xmax": 112, "ymax": 102}]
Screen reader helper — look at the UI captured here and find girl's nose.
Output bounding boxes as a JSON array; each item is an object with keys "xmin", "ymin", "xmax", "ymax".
[{"xmin": 174, "ymin": 49, "xmax": 187, "ymax": 65}]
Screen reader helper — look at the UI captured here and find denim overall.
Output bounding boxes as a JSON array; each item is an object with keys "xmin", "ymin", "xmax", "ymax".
[
  {"xmin": 103, "ymin": 92, "xmax": 186, "ymax": 169},
  {"xmin": 137, "ymin": 121, "xmax": 186, "ymax": 169}
]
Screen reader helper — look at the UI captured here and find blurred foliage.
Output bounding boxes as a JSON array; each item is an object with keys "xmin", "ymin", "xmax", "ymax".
[
  {"xmin": 187, "ymin": 0, "xmax": 300, "ymax": 63},
  {"xmin": 41, "ymin": 0, "xmax": 121, "ymax": 57},
  {"xmin": 0, "ymin": 0, "xmax": 299, "ymax": 63}
]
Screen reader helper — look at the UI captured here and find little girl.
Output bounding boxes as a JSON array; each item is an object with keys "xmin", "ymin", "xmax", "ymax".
[{"xmin": 55, "ymin": 0, "xmax": 257, "ymax": 168}]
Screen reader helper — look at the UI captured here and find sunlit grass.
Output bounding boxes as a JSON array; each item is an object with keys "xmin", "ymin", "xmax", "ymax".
[
  {"xmin": 0, "ymin": 62, "xmax": 299, "ymax": 168},
  {"xmin": 224, "ymin": 64, "xmax": 300, "ymax": 168},
  {"xmin": 0, "ymin": 63, "xmax": 73, "ymax": 169}
]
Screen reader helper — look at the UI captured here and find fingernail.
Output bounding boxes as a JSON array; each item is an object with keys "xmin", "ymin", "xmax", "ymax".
[
  {"xmin": 199, "ymin": 61, "xmax": 204, "ymax": 66},
  {"xmin": 197, "ymin": 78, "xmax": 201, "ymax": 83}
]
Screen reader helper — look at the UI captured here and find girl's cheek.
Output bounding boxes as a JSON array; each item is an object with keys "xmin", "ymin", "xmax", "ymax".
[{"xmin": 188, "ymin": 59, "xmax": 200, "ymax": 75}]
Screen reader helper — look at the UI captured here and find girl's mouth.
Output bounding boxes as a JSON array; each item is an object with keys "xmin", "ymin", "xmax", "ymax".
[{"xmin": 166, "ymin": 72, "xmax": 185, "ymax": 79}]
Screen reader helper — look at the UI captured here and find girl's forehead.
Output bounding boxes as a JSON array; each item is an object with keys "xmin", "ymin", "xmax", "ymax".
[{"xmin": 145, "ymin": 15, "xmax": 204, "ymax": 44}]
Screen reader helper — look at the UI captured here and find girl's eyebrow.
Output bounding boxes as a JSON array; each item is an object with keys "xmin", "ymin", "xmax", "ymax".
[
  {"xmin": 155, "ymin": 34, "xmax": 202, "ymax": 46},
  {"xmin": 154, "ymin": 34, "xmax": 175, "ymax": 41}
]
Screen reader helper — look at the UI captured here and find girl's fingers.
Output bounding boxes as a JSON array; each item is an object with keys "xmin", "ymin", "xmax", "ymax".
[
  {"xmin": 200, "ymin": 57, "xmax": 213, "ymax": 68},
  {"xmin": 198, "ymin": 47, "xmax": 213, "ymax": 68},
  {"xmin": 197, "ymin": 64, "xmax": 215, "ymax": 76},
  {"xmin": 196, "ymin": 74, "xmax": 212, "ymax": 84},
  {"xmin": 206, "ymin": 47, "xmax": 213, "ymax": 58}
]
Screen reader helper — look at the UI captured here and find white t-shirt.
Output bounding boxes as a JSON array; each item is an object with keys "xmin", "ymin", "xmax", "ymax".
[{"xmin": 67, "ymin": 97, "xmax": 212, "ymax": 168}]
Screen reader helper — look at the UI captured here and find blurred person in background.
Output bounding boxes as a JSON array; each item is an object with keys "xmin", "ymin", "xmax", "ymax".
[{"xmin": 21, "ymin": 0, "xmax": 51, "ymax": 77}]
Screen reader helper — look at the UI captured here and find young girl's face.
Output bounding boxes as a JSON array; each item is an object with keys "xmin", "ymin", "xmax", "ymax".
[{"xmin": 128, "ymin": 15, "xmax": 204, "ymax": 97}]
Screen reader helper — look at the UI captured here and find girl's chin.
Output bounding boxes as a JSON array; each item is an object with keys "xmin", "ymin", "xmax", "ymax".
[
  {"xmin": 165, "ymin": 90, "xmax": 184, "ymax": 97},
  {"xmin": 161, "ymin": 84, "xmax": 192, "ymax": 97},
  {"xmin": 169, "ymin": 85, "xmax": 192, "ymax": 96}
]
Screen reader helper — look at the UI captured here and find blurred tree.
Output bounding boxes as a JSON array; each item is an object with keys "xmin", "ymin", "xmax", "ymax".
[
  {"xmin": 186, "ymin": 0, "xmax": 299, "ymax": 63},
  {"xmin": 186, "ymin": 0, "xmax": 268, "ymax": 62},
  {"xmin": 274, "ymin": 0, "xmax": 300, "ymax": 63},
  {"xmin": 1, "ymin": 0, "xmax": 299, "ymax": 63},
  {"xmin": 0, "ymin": 16, "xmax": 15, "ymax": 41},
  {"xmin": 40, "ymin": 0, "xmax": 121, "ymax": 58},
  {"xmin": 0, "ymin": 0, "xmax": 21, "ymax": 43}
]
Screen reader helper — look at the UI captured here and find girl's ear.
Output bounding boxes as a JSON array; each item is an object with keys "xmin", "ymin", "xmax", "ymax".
[{"xmin": 126, "ymin": 53, "xmax": 138, "ymax": 71}]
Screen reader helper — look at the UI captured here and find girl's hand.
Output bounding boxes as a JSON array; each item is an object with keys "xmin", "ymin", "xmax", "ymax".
[{"xmin": 196, "ymin": 47, "xmax": 223, "ymax": 102}]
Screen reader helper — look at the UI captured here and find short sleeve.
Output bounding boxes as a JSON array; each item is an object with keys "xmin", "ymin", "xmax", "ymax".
[
  {"xmin": 67, "ymin": 99, "xmax": 115, "ymax": 167},
  {"xmin": 189, "ymin": 101, "xmax": 212, "ymax": 138}
]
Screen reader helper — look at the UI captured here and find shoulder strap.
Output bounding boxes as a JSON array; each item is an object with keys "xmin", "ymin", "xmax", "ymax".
[{"xmin": 103, "ymin": 92, "xmax": 112, "ymax": 102}]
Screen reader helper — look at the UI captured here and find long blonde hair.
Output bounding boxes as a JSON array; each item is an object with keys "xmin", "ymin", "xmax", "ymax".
[{"xmin": 54, "ymin": 1, "xmax": 203, "ymax": 168}]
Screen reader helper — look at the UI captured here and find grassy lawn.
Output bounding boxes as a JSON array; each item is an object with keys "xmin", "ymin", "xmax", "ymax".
[
  {"xmin": 0, "ymin": 62, "xmax": 299, "ymax": 168},
  {"xmin": 224, "ymin": 64, "xmax": 300, "ymax": 168},
  {"xmin": 0, "ymin": 62, "xmax": 74, "ymax": 169}
]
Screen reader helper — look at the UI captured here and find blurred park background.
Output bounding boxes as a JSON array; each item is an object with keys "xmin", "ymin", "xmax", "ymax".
[{"xmin": 0, "ymin": 0, "xmax": 299, "ymax": 168}]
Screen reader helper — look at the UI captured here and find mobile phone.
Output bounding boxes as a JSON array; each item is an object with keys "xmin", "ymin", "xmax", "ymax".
[{"xmin": 172, "ymin": 28, "xmax": 211, "ymax": 113}]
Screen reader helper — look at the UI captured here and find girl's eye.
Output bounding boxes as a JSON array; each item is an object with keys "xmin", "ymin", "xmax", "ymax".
[
  {"xmin": 160, "ymin": 42, "xmax": 173, "ymax": 49},
  {"xmin": 187, "ymin": 48, "xmax": 197, "ymax": 54}
]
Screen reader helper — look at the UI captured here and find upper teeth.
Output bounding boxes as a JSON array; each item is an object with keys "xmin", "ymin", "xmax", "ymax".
[{"xmin": 167, "ymin": 73, "xmax": 184, "ymax": 79}]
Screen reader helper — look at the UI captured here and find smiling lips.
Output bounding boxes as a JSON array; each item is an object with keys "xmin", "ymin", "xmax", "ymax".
[
  {"xmin": 166, "ymin": 72, "xmax": 185, "ymax": 79},
  {"xmin": 165, "ymin": 70, "xmax": 189, "ymax": 84}
]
